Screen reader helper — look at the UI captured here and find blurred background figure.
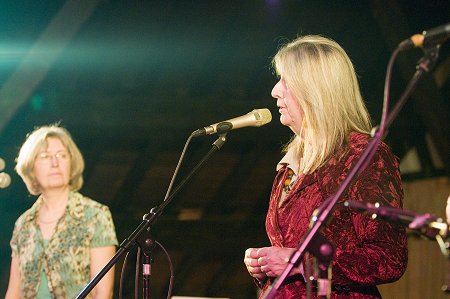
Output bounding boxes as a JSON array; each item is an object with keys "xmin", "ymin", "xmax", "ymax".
[{"xmin": 5, "ymin": 124, "xmax": 118, "ymax": 299}]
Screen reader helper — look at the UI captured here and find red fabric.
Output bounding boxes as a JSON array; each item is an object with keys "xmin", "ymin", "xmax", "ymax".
[{"xmin": 261, "ymin": 132, "xmax": 408, "ymax": 298}]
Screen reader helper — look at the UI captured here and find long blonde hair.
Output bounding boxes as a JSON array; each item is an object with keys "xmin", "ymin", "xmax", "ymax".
[
  {"xmin": 272, "ymin": 35, "xmax": 372, "ymax": 174},
  {"xmin": 15, "ymin": 124, "xmax": 85, "ymax": 195}
]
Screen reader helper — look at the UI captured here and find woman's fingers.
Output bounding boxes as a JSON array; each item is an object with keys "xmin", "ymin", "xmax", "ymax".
[
  {"xmin": 245, "ymin": 248, "xmax": 259, "ymax": 259},
  {"xmin": 245, "ymin": 246, "xmax": 298, "ymax": 279},
  {"xmin": 244, "ymin": 257, "xmax": 259, "ymax": 267}
]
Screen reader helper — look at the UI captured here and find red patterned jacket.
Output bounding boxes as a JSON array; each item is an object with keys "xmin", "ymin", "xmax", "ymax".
[{"xmin": 261, "ymin": 132, "xmax": 408, "ymax": 298}]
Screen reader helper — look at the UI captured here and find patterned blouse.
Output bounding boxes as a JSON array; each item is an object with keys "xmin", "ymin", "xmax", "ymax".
[
  {"xmin": 260, "ymin": 132, "xmax": 408, "ymax": 298},
  {"xmin": 10, "ymin": 191, "xmax": 118, "ymax": 299}
]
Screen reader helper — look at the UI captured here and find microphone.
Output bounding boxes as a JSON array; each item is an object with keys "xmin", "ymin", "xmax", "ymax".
[
  {"xmin": 0, "ymin": 158, "xmax": 5, "ymax": 171},
  {"xmin": 0, "ymin": 158, "xmax": 11, "ymax": 188},
  {"xmin": 399, "ymin": 22, "xmax": 450, "ymax": 50},
  {"xmin": 345, "ymin": 200, "xmax": 448, "ymax": 239},
  {"xmin": 191, "ymin": 108, "xmax": 272, "ymax": 137},
  {"xmin": 0, "ymin": 172, "xmax": 11, "ymax": 189}
]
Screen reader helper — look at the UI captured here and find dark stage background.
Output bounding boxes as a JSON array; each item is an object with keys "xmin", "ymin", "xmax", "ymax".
[{"xmin": 0, "ymin": 1, "xmax": 449, "ymax": 298}]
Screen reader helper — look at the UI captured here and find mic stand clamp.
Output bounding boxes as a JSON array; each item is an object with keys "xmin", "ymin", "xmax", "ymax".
[
  {"xmin": 136, "ymin": 219, "xmax": 157, "ymax": 299},
  {"xmin": 417, "ymin": 44, "xmax": 440, "ymax": 73},
  {"xmin": 307, "ymin": 233, "xmax": 335, "ymax": 299}
]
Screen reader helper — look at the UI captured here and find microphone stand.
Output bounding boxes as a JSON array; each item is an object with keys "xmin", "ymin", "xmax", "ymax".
[
  {"xmin": 262, "ymin": 44, "xmax": 442, "ymax": 299},
  {"xmin": 76, "ymin": 134, "xmax": 228, "ymax": 299},
  {"xmin": 345, "ymin": 198, "xmax": 450, "ymax": 293},
  {"xmin": 443, "ymin": 248, "xmax": 450, "ymax": 293},
  {"xmin": 135, "ymin": 229, "xmax": 156, "ymax": 299}
]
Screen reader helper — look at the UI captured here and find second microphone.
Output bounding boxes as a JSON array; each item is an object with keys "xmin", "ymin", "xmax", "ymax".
[{"xmin": 191, "ymin": 108, "xmax": 272, "ymax": 137}]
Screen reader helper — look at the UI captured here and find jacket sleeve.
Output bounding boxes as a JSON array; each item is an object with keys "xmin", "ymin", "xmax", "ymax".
[{"xmin": 330, "ymin": 141, "xmax": 408, "ymax": 287}]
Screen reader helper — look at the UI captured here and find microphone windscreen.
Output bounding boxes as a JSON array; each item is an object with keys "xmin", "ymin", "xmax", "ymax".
[
  {"xmin": 254, "ymin": 108, "xmax": 272, "ymax": 126},
  {"xmin": 0, "ymin": 172, "xmax": 11, "ymax": 188}
]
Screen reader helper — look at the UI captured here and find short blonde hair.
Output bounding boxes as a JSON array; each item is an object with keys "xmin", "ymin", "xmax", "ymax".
[
  {"xmin": 272, "ymin": 35, "xmax": 372, "ymax": 174},
  {"xmin": 15, "ymin": 124, "xmax": 85, "ymax": 195}
]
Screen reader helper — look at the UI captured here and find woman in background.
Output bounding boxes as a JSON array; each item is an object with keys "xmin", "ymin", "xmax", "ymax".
[
  {"xmin": 244, "ymin": 35, "xmax": 408, "ymax": 298},
  {"xmin": 5, "ymin": 124, "xmax": 118, "ymax": 299}
]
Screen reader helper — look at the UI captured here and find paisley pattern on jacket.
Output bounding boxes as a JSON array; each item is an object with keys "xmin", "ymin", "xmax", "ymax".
[
  {"xmin": 10, "ymin": 191, "xmax": 118, "ymax": 299},
  {"xmin": 261, "ymin": 132, "xmax": 408, "ymax": 298}
]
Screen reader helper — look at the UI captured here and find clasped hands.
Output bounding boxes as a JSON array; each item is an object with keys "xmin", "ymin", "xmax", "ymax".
[{"xmin": 244, "ymin": 246, "xmax": 301, "ymax": 280}]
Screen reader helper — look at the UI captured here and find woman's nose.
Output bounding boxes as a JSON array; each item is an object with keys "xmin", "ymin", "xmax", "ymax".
[
  {"xmin": 271, "ymin": 80, "xmax": 283, "ymax": 99},
  {"xmin": 51, "ymin": 155, "xmax": 59, "ymax": 166}
]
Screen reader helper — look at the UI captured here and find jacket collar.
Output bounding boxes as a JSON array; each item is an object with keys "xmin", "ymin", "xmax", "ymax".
[
  {"xmin": 278, "ymin": 132, "xmax": 370, "ymax": 197},
  {"xmin": 22, "ymin": 191, "xmax": 85, "ymax": 224}
]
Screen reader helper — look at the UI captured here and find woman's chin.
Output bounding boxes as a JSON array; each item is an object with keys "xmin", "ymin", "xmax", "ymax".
[
  {"xmin": 279, "ymin": 116, "xmax": 289, "ymax": 126},
  {"xmin": 280, "ymin": 117, "xmax": 294, "ymax": 129}
]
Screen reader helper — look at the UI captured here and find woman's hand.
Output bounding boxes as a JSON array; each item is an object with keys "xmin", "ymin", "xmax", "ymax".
[
  {"xmin": 244, "ymin": 248, "xmax": 266, "ymax": 280},
  {"xmin": 244, "ymin": 246, "xmax": 300, "ymax": 279}
]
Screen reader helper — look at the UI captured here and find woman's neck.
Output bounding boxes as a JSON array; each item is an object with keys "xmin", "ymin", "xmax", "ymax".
[{"xmin": 40, "ymin": 187, "xmax": 70, "ymax": 212}]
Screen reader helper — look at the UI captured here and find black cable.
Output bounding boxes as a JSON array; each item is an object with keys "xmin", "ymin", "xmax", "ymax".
[
  {"xmin": 154, "ymin": 240, "xmax": 175, "ymax": 299},
  {"xmin": 135, "ymin": 247, "xmax": 140, "ymax": 299},
  {"xmin": 118, "ymin": 251, "xmax": 130, "ymax": 299}
]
